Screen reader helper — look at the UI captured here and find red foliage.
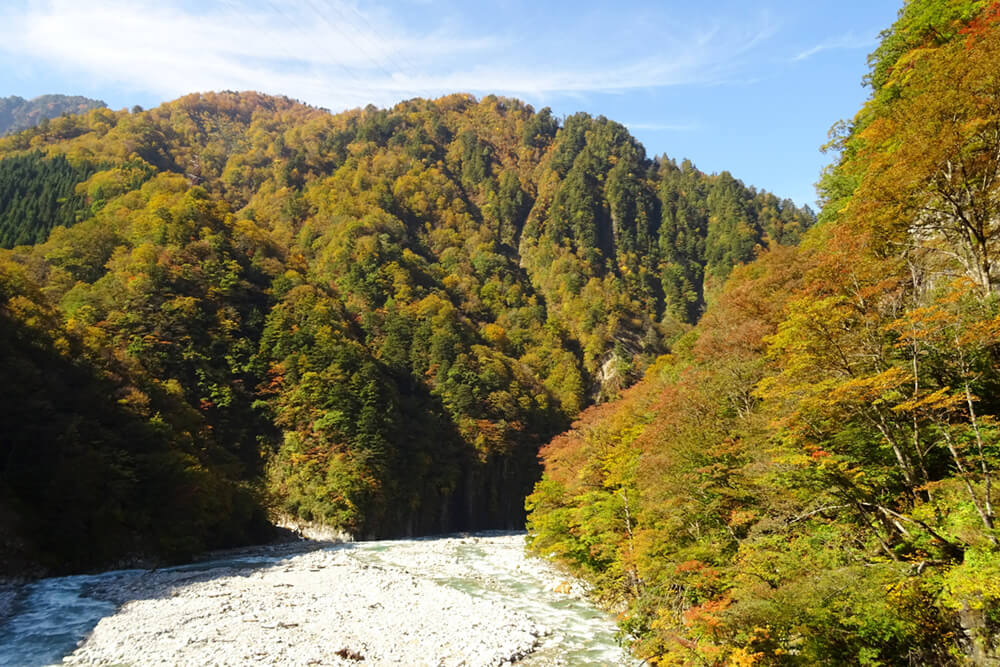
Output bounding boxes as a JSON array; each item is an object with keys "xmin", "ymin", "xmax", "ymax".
[{"xmin": 962, "ymin": 1, "xmax": 1000, "ymax": 47}]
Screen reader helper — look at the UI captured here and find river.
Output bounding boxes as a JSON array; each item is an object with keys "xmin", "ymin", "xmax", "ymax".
[{"xmin": 0, "ymin": 532, "xmax": 640, "ymax": 666}]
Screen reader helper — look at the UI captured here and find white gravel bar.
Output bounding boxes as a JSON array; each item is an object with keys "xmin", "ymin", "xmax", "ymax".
[{"xmin": 42, "ymin": 532, "xmax": 638, "ymax": 666}]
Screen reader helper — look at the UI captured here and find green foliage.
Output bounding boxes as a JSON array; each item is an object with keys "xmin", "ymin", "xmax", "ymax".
[
  {"xmin": 527, "ymin": 4, "xmax": 1000, "ymax": 664},
  {"xmin": 0, "ymin": 151, "xmax": 94, "ymax": 247},
  {"xmin": 0, "ymin": 259, "xmax": 269, "ymax": 573},
  {"xmin": 865, "ymin": 0, "xmax": 987, "ymax": 92},
  {"xmin": 0, "ymin": 89, "xmax": 810, "ymax": 574}
]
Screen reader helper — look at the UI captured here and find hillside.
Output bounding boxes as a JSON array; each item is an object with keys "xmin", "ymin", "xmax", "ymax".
[
  {"xmin": 525, "ymin": 1, "xmax": 1000, "ymax": 664},
  {"xmin": 0, "ymin": 95, "xmax": 106, "ymax": 136},
  {"xmin": 0, "ymin": 91, "xmax": 811, "ymax": 573}
]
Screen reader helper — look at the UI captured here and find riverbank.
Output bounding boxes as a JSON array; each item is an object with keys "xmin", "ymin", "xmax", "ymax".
[{"xmin": 18, "ymin": 532, "xmax": 637, "ymax": 666}]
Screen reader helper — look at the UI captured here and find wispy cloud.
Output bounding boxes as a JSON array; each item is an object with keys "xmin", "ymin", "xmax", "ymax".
[
  {"xmin": 793, "ymin": 31, "xmax": 875, "ymax": 62},
  {"xmin": 0, "ymin": 0, "xmax": 779, "ymax": 110},
  {"xmin": 625, "ymin": 122, "xmax": 701, "ymax": 132}
]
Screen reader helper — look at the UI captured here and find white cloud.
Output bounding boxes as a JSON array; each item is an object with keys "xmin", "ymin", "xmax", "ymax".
[
  {"xmin": 0, "ymin": 0, "xmax": 778, "ymax": 111},
  {"xmin": 793, "ymin": 31, "xmax": 875, "ymax": 62}
]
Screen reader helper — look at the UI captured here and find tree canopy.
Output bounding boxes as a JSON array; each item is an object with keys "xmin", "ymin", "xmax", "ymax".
[
  {"xmin": 0, "ymin": 90, "xmax": 809, "ymax": 573},
  {"xmin": 526, "ymin": 3, "xmax": 1000, "ymax": 664}
]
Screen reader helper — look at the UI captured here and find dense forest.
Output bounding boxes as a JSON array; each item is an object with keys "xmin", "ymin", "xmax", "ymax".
[
  {"xmin": 12, "ymin": 1, "xmax": 998, "ymax": 662},
  {"xmin": 525, "ymin": 1, "xmax": 1000, "ymax": 664},
  {"xmin": 0, "ymin": 95, "xmax": 105, "ymax": 136},
  {"xmin": 0, "ymin": 84, "xmax": 811, "ymax": 574}
]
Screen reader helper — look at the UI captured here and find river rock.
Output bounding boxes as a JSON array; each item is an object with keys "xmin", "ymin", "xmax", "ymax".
[
  {"xmin": 66, "ymin": 543, "xmax": 542, "ymax": 665},
  {"xmin": 55, "ymin": 533, "xmax": 636, "ymax": 666}
]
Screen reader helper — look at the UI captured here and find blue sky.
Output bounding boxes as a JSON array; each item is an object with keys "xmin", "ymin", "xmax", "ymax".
[{"xmin": 0, "ymin": 0, "xmax": 901, "ymax": 208}]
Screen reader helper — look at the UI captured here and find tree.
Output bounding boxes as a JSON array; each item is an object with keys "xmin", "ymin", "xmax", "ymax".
[{"xmin": 857, "ymin": 14, "xmax": 1000, "ymax": 296}]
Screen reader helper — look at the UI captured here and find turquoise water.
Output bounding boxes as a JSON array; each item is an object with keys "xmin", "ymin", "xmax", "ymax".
[{"xmin": 0, "ymin": 571, "xmax": 128, "ymax": 667}]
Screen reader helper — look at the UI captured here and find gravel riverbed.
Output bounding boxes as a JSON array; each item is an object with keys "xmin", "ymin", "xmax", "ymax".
[{"xmin": 2, "ymin": 532, "xmax": 638, "ymax": 666}]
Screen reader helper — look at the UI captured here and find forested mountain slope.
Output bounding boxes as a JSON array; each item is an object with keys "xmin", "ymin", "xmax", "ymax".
[
  {"xmin": 0, "ymin": 95, "xmax": 105, "ymax": 136},
  {"xmin": 0, "ymin": 91, "xmax": 811, "ymax": 573},
  {"xmin": 525, "ymin": 1, "xmax": 1000, "ymax": 664}
]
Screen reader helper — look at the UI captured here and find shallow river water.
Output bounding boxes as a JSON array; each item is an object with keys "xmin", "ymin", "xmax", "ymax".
[{"xmin": 0, "ymin": 532, "xmax": 640, "ymax": 666}]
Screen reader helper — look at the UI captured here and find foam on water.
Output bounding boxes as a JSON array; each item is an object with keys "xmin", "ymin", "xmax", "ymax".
[
  {"xmin": 350, "ymin": 533, "xmax": 642, "ymax": 665},
  {"xmin": 0, "ymin": 570, "xmax": 136, "ymax": 667}
]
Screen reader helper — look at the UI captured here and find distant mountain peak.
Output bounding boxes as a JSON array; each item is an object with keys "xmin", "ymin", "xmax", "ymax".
[{"xmin": 0, "ymin": 94, "xmax": 106, "ymax": 136}]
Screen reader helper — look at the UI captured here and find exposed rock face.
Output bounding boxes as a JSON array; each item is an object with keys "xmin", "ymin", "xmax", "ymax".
[
  {"xmin": 271, "ymin": 514, "xmax": 354, "ymax": 543},
  {"xmin": 958, "ymin": 604, "xmax": 1000, "ymax": 666}
]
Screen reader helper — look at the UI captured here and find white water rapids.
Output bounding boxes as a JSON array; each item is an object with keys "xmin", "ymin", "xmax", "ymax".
[{"xmin": 0, "ymin": 532, "xmax": 640, "ymax": 666}]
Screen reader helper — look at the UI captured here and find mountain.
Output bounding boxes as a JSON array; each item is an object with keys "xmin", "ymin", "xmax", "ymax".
[
  {"xmin": 0, "ymin": 91, "xmax": 811, "ymax": 574},
  {"xmin": 0, "ymin": 94, "xmax": 106, "ymax": 136},
  {"xmin": 525, "ymin": 1, "xmax": 1000, "ymax": 664}
]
